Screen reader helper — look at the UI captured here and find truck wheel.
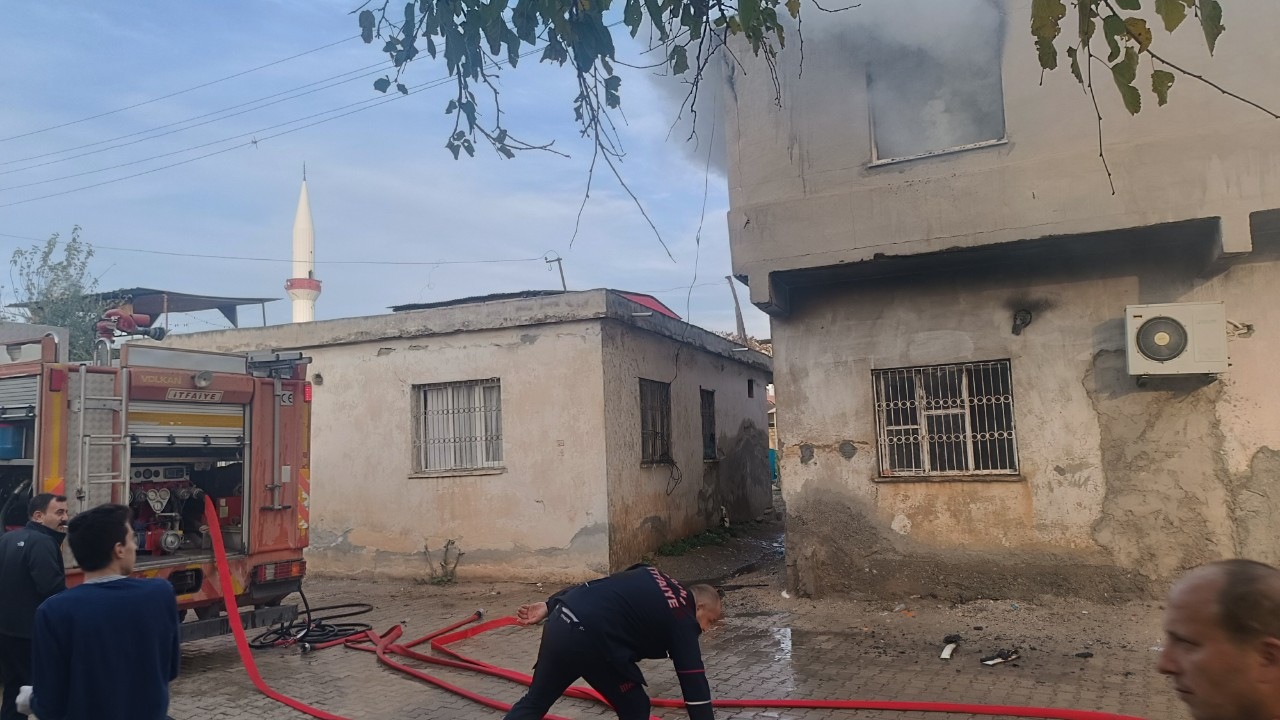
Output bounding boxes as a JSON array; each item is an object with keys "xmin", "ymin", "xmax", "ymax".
[{"xmin": 194, "ymin": 605, "xmax": 221, "ymax": 621}]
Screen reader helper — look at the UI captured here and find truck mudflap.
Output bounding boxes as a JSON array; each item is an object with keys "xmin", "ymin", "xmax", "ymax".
[{"xmin": 181, "ymin": 604, "xmax": 298, "ymax": 643}]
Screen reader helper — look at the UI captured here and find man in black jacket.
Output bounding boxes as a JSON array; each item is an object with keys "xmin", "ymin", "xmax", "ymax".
[
  {"xmin": 505, "ymin": 564, "xmax": 723, "ymax": 720},
  {"xmin": 0, "ymin": 493, "xmax": 67, "ymax": 720}
]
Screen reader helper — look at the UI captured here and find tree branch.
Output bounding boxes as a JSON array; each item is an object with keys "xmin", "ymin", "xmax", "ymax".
[
  {"xmin": 1099, "ymin": 0, "xmax": 1279, "ymax": 119},
  {"xmin": 1085, "ymin": 50, "xmax": 1116, "ymax": 196},
  {"xmin": 810, "ymin": 0, "xmax": 860, "ymax": 12}
]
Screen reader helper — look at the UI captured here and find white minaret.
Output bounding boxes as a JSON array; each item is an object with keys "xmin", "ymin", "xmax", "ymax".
[{"xmin": 284, "ymin": 167, "xmax": 321, "ymax": 323}]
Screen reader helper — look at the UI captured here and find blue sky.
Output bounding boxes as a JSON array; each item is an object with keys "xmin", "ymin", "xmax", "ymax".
[{"xmin": 0, "ymin": 1, "xmax": 769, "ymax": 337}]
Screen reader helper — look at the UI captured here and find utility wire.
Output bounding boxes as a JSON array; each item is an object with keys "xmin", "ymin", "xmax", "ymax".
[
  {"xmin": 0, "ymin": 231, "xmax": 717, "ymax": 289},
  {"xmin": 0, "ymin": 88, "xmax": 411, "ymax": 192},
  {"xmin": 0, "ymin": 89, "xmax": 412, "ymax": 205},
  {"xmin": 1, "ymin": 20, "xmax": 629, "ymax": 205},
  {"xmin": 0, "ymin": 231, "xmax": 555, "ymax": 267},
  {"xmin": 1, "ymin": 61, "xmax": 391, "ymax": 170},
  {"xmin": 0, "ymin": 42, "xmax": 556, "ymax": 206},
  {"xmin": 0, "ymin": 36, "xmax": 359, "ymax": 143}
]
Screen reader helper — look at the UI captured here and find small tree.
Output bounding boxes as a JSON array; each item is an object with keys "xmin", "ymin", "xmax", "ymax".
[{"xmin": 8, "ymin": 228, "xmax": 110, "ymax": 362}]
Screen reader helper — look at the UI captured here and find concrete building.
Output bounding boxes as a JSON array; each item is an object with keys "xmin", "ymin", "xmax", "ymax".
[
  {"xmin": 164, "ymin": 290, "xmax": 772, "ymax": 581},
  {"xmin": 724, "ymin": 0, "xmax": 1280, "ymax": 598}
]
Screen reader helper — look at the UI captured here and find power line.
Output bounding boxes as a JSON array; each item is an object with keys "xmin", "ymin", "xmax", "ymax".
[
  {"xmin": 0, "ymin": 20, "xmax": 625, "ymax": 206},
  {"xmin": 0, "ymin": 62, "xmax": 391, "ymax": 170},
  {"xmin": 0, "ymin": 36, "xmax": 359, "ymax": 143},
  {"xmin": 0, "ymin": 88, "xmax": 418, "ymax": 206},
  {"xmin": 636, "ymin": 282, "xmax": 723, "ymax": 294},
  {"xmin": 0, "ymin": 42, "xmax": 559, "ymax": 206},
  {"xmin": 0, "ymin": 88, "xmax": 410, "ymax": 192},
  {"xmin": 0, "ymin": 231, "xmax": 556, "ymax": 267}
]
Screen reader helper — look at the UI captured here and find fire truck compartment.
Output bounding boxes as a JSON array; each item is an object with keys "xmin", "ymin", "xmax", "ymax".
[{"xmin": 126, "ymin": 457, "xmax": 248, "ymax": 565}]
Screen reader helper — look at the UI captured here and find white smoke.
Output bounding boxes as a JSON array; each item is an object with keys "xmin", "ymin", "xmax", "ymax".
[{"xmin": 644, "ymin": 0, "xmax": 1007, "ymax": 169}]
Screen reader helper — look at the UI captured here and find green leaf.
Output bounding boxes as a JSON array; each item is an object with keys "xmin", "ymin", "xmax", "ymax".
[
  {"xmin": 498, "ymin": 145, "xmax": 515, "ymax": 159},
  {"xmin": 1112, "ymin": 46, "xmax": 1138, "ymax": 84},
  {"xmin": 1116, "ymin": 83, "xmax": 1142, "ymax": 114},
  {"xmin": 624, "ymin": 0, "xmax": 644, "ymax": 36},
  {"xmin": 1124, "ymin": 17, "xmax": 1152, "ymax": 53},
  {"xmin": 1031, "ymin": 0, "xmax": 1066, "ymax": 70},
  {"xmin": 605, "ymin": 75, "xmax": 622, "ymax": 108},
  {"xmin": 446, "ymin": 99, "xmax": 457, "ymax": 114},
  {"xmin": 1102, "ymin": 14, "xmax": 1127, "ymax": 61},
  {"xmin": 669, "ymin": 45, "xmax": 689, "ymax": 75},
  {"xmin": 512, "ymin": 0, "xmax": 539, "ymax": 44},
  {"xmin": 1200, "ymin": 0, "xmax": 1224, "ymax": 55},
  {"xmin": 785, "ymin": 0, "xmax": 801, "ymax": 19},
  {"xmin": 1067, "ymin": 46, "xmax": 1083, "ymax": 85},
  {"xmin": 396, "ymin": 83, "xmax": 409, "ymax": 96},
  {"xmin": 1151, "ymin": 68, "xmax": 1175, "ymax": 106},
  {"xmin": 739, "ymin": 0, "xmax": 760, "ymax": 31},
  {"xmin": 462, "ymin": 139, "xmax": 475, "ymax": 157},
  {"xmin": 644, "ymin": 0, "xmax": 669, "ymax": 41},
  {"xmin": 374, "ymin": 77, "xmax": 392, "ymax": 93},
  {"xmin": 359, "ymin": 10, "xmax": 376, "ymax": 43},
  {"xmin": 1154, "ymin": 0, "xmax": 1187, "ymax": 32},
  {"xmin": 1115, "ymin": 0, "xmax": 1140, "ymax": 9},
  {"xmin": 459, "ymin": 100, "xmax": 477, "ymax": 130},
  {"xmin": 1077, "ymin": 0, "xmax": 1097, "ymax": 44},
  {"xmin": 447, "ymin": 141, "xmax": 461, "ymax": 160},
  {"xmin": 1110, "ymin": 48, "xmax": 1142, "ymax": 114},
  {"xmin": 403, "ymin": 3, "xmax": 415, "ymax": 32}
]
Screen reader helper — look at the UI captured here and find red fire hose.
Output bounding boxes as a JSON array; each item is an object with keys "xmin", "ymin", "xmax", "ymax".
[{"xmin": 204, "ymin": 496, "xmax": 1150, "ymax": 720}]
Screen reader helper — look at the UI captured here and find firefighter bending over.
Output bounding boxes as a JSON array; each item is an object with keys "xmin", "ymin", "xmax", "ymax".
[{"xmin": 505, "ymin": 564, "xmax": 723, "ymax": 720}]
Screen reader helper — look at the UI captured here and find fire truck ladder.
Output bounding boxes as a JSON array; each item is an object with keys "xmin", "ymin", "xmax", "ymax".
[{"xmin": 75, "ymin": 365, "xmax": 132, "ymax": 506}]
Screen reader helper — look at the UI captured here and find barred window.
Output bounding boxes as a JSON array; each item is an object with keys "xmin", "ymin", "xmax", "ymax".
[
  {"xmin": 414, "ymin": 379, "xmax": 503, "ymax": 472},
  {"xmin": 701, "ymin": 389, "xmax": 717, "ymax": 460},
  {"xmin": 872, "ymin": 361, "xmax": 1018, "ymax": 478},
  {"xmin": 640, "ymin": 379, "xmax": 672, "ymax": 464}
]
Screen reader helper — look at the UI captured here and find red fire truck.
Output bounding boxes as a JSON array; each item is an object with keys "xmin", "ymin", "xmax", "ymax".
[{"xmin": 0, "ymin": 329, "xmax": 312, "ymax": 641}]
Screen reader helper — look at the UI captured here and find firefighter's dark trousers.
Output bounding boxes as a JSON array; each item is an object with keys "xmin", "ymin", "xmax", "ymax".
[
  {"xmin": 504, "ymin": 607, "xmax": 651, "ymax": 720},
  {"xmin": 0, "ymin": 634, "xmax": 31, "ymax": 720}
]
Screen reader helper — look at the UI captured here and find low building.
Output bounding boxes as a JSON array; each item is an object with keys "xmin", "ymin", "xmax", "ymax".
[{"xmin": 163, "ymin": 289, "xmax": 772, "ymax": 582}]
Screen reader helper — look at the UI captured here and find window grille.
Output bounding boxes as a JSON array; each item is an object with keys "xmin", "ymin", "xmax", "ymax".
[
  {"xmin": 414, "ymin": 379, "xmax": 503, "ymax": 472},
  {"xmin": 872, "ymin": 361, "xmax": 1018, "ymax": 477},
  {"xmin": 701, "ymin": 389, "xmax": 717, "ymax": 460},
  {"xmin": 640, "ymin": 379, "xmax": 672, "ymax": 464}
]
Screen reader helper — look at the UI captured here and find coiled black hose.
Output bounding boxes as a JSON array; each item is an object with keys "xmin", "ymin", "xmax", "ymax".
[{"xmin": 249, "ymin": 589, "xmax": 373, "ymax": 649}]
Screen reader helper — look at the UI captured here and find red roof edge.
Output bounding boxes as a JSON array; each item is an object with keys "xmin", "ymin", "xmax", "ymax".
[{"xmin": 615, "ymin": 292, "xmax": 681, "ymax": 320}]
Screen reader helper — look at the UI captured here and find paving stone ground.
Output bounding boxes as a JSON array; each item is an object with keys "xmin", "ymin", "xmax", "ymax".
[{"xmin": 169, "ymin": 574, "xmax": 1188, "ymax": 720}]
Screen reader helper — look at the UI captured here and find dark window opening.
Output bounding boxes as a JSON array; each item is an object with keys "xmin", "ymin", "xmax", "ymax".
[
  {"xmin": 701, "ymin": 389, "xmax": 717, "ymax": 461},
  {"xmin": 640, "ymin": 379, "xmax": 672, "ymax": 464}
]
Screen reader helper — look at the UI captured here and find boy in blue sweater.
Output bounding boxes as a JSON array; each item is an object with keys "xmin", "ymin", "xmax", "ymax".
[{"xmin": 27, "ymin": 503, "xmax": 180, "ymax": 720}]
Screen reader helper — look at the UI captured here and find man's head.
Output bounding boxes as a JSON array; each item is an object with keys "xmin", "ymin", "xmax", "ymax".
[
  {"xmin": 690, "ymin": 584, "xmax": 724, "ymax": 633},
  {"xmin": 1158, "ymin": 560, "xmax": 1280, "ymax": 720},
  {"xmin": 28, "ymin": 493, "xmax": 68, "ymax": 532},
  {"xmin": 67, "ymin": 504, "xmax": 136, "ymax": 575}
]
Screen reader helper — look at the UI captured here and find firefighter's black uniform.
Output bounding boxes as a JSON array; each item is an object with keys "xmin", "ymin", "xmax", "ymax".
[{"xmin": 504, "ymin": 564, "xmax": 714, "ymax": 720}]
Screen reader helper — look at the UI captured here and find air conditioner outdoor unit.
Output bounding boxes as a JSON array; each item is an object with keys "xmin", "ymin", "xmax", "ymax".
[{"xmin": 1125, "ymin": 302, "xmax": 1228, "ymax": 376}]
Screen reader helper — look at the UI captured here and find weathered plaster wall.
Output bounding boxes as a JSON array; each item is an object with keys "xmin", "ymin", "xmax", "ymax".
[
  {"xmin": 167, "ymin": 321, "xmax": 612, "ymax": 582},
  {"xmin": 600, "ymin": 321, "xmax": 772, "ymax": 569},
  {"xmin": 723, "ymin": 0, "xmax": 1280, "ymax": 309},
  {"xmin": 776, "ymin": 240, "xmax": 1280, "ymax": 600}
]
